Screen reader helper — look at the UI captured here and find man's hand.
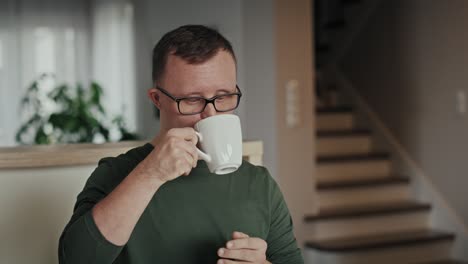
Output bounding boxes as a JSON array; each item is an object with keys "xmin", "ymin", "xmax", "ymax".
[
  {"xmin": 139, "ymin": 128, "xmax": 199, "ymax": 183},
  {"xmin": 217, "ymin": 231, "xmax": 271, "ymax": 264},
  {"xmin": 91, "ymin": 127, "xmax": 199, "ymax": 246}
]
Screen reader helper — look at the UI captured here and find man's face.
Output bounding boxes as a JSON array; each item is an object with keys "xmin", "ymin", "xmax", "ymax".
[{"xmin": 148, "ymin": 50, "xmax": 237, "ymax": 131}]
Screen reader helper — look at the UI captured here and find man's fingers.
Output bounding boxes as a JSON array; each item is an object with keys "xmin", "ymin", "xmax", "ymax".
[
  {"xmin": 183, "ymin": 153, "xmax": 195, "ymax": 175},
  {"xmin": 232, "ymin": 231, "xmax": 249, "ymax": 239},
  {"xmin": 226, "ymin": 237, "xmax": 266, "ymax": 250},
  {"xmin": 219, "ymin": 234, "xmax": 268, "ymax": 264},
  {"xmin": 180, "ymin": 141, "xmax": 198, "ymax": 167},
  {"xmin": 169, "ymin": 128, "xmax": 198, "ymax": 167},
  {"xmin": 217, "ymin": 259, "xmax": 242, "ymax": 264},
  {"xmin": 185, "ymin": 132, "xmax": 198, "ymax": 145},
  {"xmin": 168, "ymin": 127, "xmax": 198, "ymax": 143},
  {"xmin": 218, "ymin": 248, "xmax": 256, "ymax": 262}
]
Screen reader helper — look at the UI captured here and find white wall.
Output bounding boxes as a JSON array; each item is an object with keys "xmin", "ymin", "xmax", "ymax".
[{"xmin": 242, "ymin": 0, "xmax": 277, "ymax": 178}]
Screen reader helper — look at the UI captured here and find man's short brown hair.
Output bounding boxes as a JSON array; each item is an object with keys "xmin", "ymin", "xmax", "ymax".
[{"xmin": 152, "ymin": 25, "xmax": 236, "ymax": 84}]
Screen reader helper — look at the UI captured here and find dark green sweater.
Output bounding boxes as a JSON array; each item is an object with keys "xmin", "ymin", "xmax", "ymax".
[{"xmin": 59, "ymin": 143, "xmax": 304, "ymax": 264}]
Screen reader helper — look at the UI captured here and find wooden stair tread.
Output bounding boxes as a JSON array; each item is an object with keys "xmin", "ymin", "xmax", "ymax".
[
  {"xmin": 317, "ymin": 152, "xmax": 390, "ymax": 163},
  {"xmin": 304, "ymin": 201, "xmax": 431, "ymax": 221},
  {"xmin": 317, "ymin": 175, "xmax": 410, "ymax": 190},
  {"xmin": 305, "ymin": 229, "xmax": 455, "ymax": 252},
  {"xmin": 317, "ymin": 106, "xmax": 353, "ymax": 114},
  {"xmin": 317, "ymin": 129, "xmax": 371, "ymax": 137}
]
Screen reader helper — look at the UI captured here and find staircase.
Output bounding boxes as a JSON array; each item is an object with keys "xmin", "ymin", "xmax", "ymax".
[
  {"xmin": 305, "ymin": 0, "xmax": 468, "ymax": 262},
  {"xmin": 303, "ymin": 104, "xmax": 463, "ymax": 263}
]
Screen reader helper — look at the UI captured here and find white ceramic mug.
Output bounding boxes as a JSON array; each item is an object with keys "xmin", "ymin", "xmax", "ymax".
[{"xmin": 194, "ymin": 114, "xmax": 243, "ymax": 174}]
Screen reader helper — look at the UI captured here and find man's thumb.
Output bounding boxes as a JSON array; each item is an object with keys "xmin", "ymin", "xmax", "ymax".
[{"xmin": 232, "ymin": 231, "xmax": 249, "ymax": 239}]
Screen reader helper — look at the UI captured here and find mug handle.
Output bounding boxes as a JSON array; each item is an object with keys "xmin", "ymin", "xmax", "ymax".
[{"xmin": 195, "ymin": 132, "xmax": 212, "ymax": 162}]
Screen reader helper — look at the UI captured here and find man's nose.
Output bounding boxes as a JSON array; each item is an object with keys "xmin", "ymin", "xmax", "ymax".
[{"xmin": 200, "ymin": 102, "xmax": 217, "ymax": 119}]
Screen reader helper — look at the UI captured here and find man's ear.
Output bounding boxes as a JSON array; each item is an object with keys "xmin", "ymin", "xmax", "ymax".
[{"xmin": 148, "ymin": 88, "xmax": 161, "ymax": 109}]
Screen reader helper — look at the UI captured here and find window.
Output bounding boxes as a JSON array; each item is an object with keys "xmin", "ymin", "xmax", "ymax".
[
  {"xmin": 0, "ymin": 0, "xmax": 137, "ymax": 146},
  {"xmin": 34, "ymin": 27, "xmax": 56, "ymax": 76}
]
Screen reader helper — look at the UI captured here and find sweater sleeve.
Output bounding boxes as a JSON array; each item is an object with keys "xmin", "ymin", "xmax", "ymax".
[
  {"xmin": 58, "ymin": 159, "xmax": 125, "ymax": 264},
  {"xmin": 263, "ymin": 168, "xmax": 305, "ymax": 264}
]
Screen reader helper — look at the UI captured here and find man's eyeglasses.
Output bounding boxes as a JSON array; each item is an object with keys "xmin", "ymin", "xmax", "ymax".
[{"xmin": 156, "ymin": 85, "xmax": 242, "ymax": 115}]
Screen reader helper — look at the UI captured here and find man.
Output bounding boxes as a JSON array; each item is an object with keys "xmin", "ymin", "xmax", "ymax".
[{"xmin": 59, "ymin": 25, "xmax": 304, "ymax": 264}]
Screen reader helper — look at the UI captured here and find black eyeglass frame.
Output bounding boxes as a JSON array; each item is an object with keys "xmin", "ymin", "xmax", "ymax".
[{"xmin": 155, "ymin": 85, "xmax": 242, "ymax": 115}]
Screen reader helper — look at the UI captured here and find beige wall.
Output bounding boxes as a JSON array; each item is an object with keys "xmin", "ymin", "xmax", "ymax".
[
  {"xmin": 275, "ymin": 0, "xmax": 317, "ymax": 246},
  {"xmin": 0, "ymin": 165, "xmax": 93, "ymax": 264},
  {"xmin": 341, "ymin": 0, "xmax": 468, "ymax": 225}
]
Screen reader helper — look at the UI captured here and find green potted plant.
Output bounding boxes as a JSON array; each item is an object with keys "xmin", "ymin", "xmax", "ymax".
[{"xmin": 16, "ymin": 73, "xmax": 138, "ymax": 145}]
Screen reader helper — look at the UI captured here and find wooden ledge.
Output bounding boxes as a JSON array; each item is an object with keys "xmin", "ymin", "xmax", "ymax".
[{"xmin": 0, "ymin": 140, "xmax": 263, "ymax": 169}]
